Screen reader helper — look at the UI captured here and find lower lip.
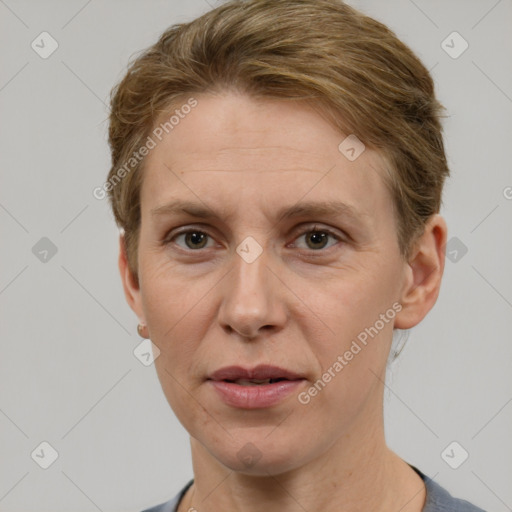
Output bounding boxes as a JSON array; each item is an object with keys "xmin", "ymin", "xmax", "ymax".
[{"xmin": 208, "ymin": 379, "xmax": 305, "ymax": 409}]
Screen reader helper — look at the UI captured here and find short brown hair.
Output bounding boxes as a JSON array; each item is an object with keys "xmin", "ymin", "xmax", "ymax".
[{"xmin": 107, "ymin": 0, "xmax": 449, "ymax": 282}]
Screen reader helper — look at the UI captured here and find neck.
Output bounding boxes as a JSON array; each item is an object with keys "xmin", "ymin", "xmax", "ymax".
[{"xmin": 180, "ymin": 415, "xmax": 425, "ymax": 512}]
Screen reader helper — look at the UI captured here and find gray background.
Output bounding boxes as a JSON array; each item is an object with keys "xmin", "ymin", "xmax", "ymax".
[{"xmin": 1, "ymin": 0, "xmax": 511, "ymax": 510}]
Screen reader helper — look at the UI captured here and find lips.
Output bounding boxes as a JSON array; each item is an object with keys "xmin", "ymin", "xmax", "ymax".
[
  {"xmin": 207, "ymin": 364, "xmax": 306, "ymax": 409},
  {"xmin": 207, "ymin": 364, "xmax": 305, "ymax": 384}
]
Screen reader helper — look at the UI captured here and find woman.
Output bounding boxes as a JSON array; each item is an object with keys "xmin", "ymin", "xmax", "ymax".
[{"xmin": 106, "ymin": 1, "xmax": 485, "ymax": 510}]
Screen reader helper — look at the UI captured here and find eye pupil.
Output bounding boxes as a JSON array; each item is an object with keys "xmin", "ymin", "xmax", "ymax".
[
  {"xmin": 307, "ymin": 231, "xmax": 328, "ymax": 249},
  {"xmin": 172, "ymin": 227, "xmax": 338, "ymax": 253},
  {"xmin": 186, "ymin": 232, "xmax": 207, "ymax": 249}
]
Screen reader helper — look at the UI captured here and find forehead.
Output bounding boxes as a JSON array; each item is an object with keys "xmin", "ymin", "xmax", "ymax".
[{"xmin": 141, "ymin": 93, "xmax": 393, "ymax": 228}]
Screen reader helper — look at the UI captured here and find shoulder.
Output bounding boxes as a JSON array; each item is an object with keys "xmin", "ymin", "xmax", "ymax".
[
  {"xmin": 140, "ymin": 479, "xmax": 194, "ymax": 512},
  {"xmin": 142, "ymin": 472, "xmax": 487, "ymax": 512},
  {"xmin": 412, "ymin": 466, "xmax": 486, "ymax": 512}
]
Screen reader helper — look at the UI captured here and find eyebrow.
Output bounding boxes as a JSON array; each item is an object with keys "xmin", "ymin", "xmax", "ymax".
[{"xmin": 151, "ymin": 199, "xmax": 369, "ymax": 227}]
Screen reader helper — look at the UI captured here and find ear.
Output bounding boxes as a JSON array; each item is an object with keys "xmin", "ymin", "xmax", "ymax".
[
  {"xmin": 394, "ymin": 214, "xmax": 448, "ymax": 329},
  {"xmin": 118, "ymin": 233, "xmax": 145, "ymax": 324}
]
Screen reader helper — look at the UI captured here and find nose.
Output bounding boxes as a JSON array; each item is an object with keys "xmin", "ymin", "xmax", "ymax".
[{"xmin": 217, "ymin": 243, "xmax": 287, "ymax": 341}]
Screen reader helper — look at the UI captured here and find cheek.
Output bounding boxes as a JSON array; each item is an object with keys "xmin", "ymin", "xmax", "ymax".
[
  {"xmin": 305, "ymin": 267, "xmax": 397, "ymax": 394},
  {"xmin": 298, "ymin": 321, "xmax": 394, "ymax": 434},
  {"xmin": 139, "ymin": 262, "xmax": 206, "ymax": 397},
  {"xmin": 311, "ymin": 267, "xmax": 394, "ymax": 342},
  {"xmin": 139, "ymin": 253, "xmax": 209, "ymax": 337}
]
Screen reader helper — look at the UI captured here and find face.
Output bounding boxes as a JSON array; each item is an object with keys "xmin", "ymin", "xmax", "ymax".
[{"xmin": 120, "ymin": 91, "xmax": 440, "ymax": 475}]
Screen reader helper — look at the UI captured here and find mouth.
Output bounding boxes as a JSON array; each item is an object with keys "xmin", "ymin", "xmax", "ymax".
[
  {"xmin": 220, "ymin": 377, "xmax": 292, "ymax": 386},
  {"xmin": 207, "ymin": 364, "xmax": 305, "ymax": 383},
  {"xmin": 206, "ymin": 365, "xmax": 306, "ymax": 409}
]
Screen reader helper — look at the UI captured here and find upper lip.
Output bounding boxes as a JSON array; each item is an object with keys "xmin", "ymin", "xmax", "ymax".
[{"xmin": 208, "ymin": 364, "xmax": 305, "ymax": 381}]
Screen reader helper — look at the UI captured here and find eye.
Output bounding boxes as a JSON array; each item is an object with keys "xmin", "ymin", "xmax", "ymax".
[
  {"xmin": 292, "ymin": 225, "xmax": 342, "ymax": 251},
  {"xmin": 168, "ymin": 229, "xmax": 215, "ymax": 250},
  {"xmin": 164, "ymin": 224, "xmax": 344, "ymax": 253}
]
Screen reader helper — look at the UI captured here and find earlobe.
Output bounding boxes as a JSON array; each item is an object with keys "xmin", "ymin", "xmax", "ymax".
[
  {"xmin": 118, "ymin": 233, "xmax": 145, "ymax": 322},
  {"xmin": 394, "ymin": 214, "xmax": 448, "ymax": 330}
]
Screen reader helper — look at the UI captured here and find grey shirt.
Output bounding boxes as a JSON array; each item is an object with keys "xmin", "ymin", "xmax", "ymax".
[{"xmin": 141, "ymin": 465, "xmax": 486, "ymax": 512}]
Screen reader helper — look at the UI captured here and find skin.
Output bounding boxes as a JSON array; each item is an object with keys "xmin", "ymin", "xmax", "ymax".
[{"xmin": 119, "ymin": 91, "xmax": 447, "ymax": 512}]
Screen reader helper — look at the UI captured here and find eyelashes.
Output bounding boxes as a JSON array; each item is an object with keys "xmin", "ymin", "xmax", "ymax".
[{"xmin": 163, "ymin": 224, "xmax": 345, "ymax": 254}]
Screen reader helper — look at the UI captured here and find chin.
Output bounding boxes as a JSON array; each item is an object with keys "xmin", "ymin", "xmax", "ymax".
[{"xmin": 210, "ymin": 439, "xmax": 308, "ymax": 477}]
